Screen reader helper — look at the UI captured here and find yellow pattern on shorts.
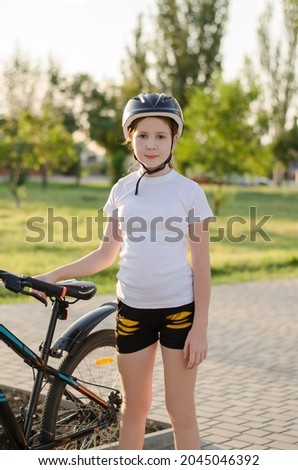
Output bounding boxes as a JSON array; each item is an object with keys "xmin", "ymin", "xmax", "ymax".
[
  {"xmin": 166, "ymin": 311, "xmax": 192, "ymax": 329},
  {"xmin": 117, "ymin": 317, "xmax": 140, "ymax": 336}
]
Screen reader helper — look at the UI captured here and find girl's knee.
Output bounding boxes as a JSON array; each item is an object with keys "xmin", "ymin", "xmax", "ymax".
[
  {"xmin": 122, "ymin": 396, "xmax": 152, "ymax": 420},
  {"xmin": 166, "ymin": 400, "xmax": 196, "ymax": 427}
]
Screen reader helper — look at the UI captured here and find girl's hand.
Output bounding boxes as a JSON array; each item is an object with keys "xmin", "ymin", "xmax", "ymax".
[
  {"xmin": 30, "ymin": 272, "xmax": 58, "ymax": 300},
  {"xmin": 183, "ymin": 326, "xmax": 208, "ymax": 369}
]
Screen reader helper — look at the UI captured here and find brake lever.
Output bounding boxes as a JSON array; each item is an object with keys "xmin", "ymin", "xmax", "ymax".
[{"xmin": 21, "ymin": 288, "xmax": 48, "ymax": 307}]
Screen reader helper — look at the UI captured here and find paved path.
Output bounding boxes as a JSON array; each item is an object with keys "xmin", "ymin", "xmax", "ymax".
[{"xmin": 0, "ymin": 278, "xmax": 297, "ymax": 450}]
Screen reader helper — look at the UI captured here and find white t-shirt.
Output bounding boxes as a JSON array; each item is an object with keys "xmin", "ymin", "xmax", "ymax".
[{"xmin": 103, "ymin": 169, "xmax": 213, "ymax": 308}]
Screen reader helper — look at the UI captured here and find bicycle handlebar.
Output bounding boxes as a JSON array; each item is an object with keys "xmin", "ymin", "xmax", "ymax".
[{"xmin": 0, "ymin": 270, "xmax": 97, "ymax": 302}]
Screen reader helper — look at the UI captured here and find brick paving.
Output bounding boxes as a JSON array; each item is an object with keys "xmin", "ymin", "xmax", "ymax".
[{"xmin": 0, "ymin": 278, "xmax": 297, "ymax": 450}]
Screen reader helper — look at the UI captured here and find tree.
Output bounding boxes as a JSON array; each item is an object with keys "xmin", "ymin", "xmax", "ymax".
[
  {"xmin": 0, "ymin": 108, "xmax": 77, "ymax": 206},
  {"xmin": 0, "ymin": 48, "xmax": 79, "ymax": 200},
  {"xmin": 0, "ymin": 115, "xmax": 32, "ymax": 208},
  {"xmin": 0, "ymin": 47, "xmax": 42, "ymax": 118},
  {"xmin": 244, "ymin": 0, "xmax": 298, "ymax": 183},
  {"xmin": 120, "ymin": 13, "xmax": 152, "ymax": 96},
  {"xmin": 152, "ymin": 0, "xmax": 229, "ymax": 107},
  {"xmin": 57, "ymin": 72, "xmax": 127, "ymax": 184},
  {"xmin": 176, "ymin": 80, "xmax": 270, "ymax": 213},
  {"xmin": 273, "ymin": 118, "xmax": 298, "ymax": 169},
  {"xmin": 0, "ymin": 50, "xmax": 123, "ymax": 190},
  {"xmin": 20, "ymin": 107, "xmax": 78, "ymax": 187},
  {"xmin": 85, "ymin": 83, "xmax": 125, "ymax": 183}
]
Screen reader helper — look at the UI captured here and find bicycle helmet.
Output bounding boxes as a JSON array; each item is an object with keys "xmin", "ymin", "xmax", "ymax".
[{"xmin": 122, "ymin": 93, "xmax": 184, "ymax": 140}]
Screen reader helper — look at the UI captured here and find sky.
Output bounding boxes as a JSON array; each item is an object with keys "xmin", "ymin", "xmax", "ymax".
[{"xmin": 0, "ymin": 0, "xmax": 282, "ymax": 84}]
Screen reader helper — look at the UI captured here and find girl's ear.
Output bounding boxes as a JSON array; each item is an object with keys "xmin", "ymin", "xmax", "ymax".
[{"xmin": 172, "ymin": 134, "xmax": 179, "ymax": 148}]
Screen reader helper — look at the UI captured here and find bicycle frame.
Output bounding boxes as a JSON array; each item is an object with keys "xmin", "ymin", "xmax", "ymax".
[{"xmin": 0, "ymin": 296, "xmax": 117, "ymax": 450}]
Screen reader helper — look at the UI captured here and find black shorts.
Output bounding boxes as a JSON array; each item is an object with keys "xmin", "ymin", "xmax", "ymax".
[{"xmin": 116, "ymin": 300, "xmax": 194, "ymax": 354}]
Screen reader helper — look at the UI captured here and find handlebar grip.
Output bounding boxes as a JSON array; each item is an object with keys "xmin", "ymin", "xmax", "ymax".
[{"xmin": 25, "ymin": 276, "xmax": 65, "ymax": 298}]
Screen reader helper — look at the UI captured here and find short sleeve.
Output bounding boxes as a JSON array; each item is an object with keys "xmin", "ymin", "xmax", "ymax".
[
  {"xmin": 187, "ymin": 184, "xmax": 213, "ymax": 224},
  {"xmin": 103, "ymin": 184, "xmax": 119, "ymax": 220}
]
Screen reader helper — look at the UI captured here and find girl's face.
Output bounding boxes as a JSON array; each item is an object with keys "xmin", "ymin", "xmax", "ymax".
[{"xmin": 131, "ymin": 117, "xmax": 178, "ymax": 174}]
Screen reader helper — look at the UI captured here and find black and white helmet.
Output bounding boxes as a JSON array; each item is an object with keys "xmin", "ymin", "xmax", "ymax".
[{"xmin": 122, "ymin": 93, "xmax": 184, "ymax": 140}]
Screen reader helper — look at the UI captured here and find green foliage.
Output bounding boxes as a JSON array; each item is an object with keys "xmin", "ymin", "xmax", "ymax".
[
  {"xmin": 153, "ymin": 0, "xmax": 229, "ymax": 106},
  {"xmin": 243, "ymin": 0, "xmax": 298, "ymax": 185},
  {"xmin": 109, "ymin": 149, "xmax": 129, "ymax": 184},
  {"xmin": 63, "ymin": 74, "xmax": 129, "ymax": 182},
  {"xmin": 255, "ymin": 1, "xmax": 298, "ymax": 136},
  {"xmin": 0, "ymin": 50, "xmax": 130, "ymax": 194},
  {"xmin": 273, "ymin": 119, "xmax": 298, "ymax": 165},
  {"xmin": 0, "ymin": 109, "xmax": 77, "ymax": 206},
  {"xmin": 176, "ymin": 79, "xmax": 272, "ymax": 179},
  {"xmin": 120, "ymin": 13, "xmax": 152, "ymax": 94}
]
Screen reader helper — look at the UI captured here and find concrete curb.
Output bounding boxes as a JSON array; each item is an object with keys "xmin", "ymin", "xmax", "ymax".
[
  {"xmin": 143, "ymin": 429, "xmax": 212, "ymax": 450},
  {"xmin": 100, "ymin": 427, "xmax": 174, "ymax": 451},
  {"xmin": 143, "ymin": 427, "xmax": 174, "ymax": 450}
]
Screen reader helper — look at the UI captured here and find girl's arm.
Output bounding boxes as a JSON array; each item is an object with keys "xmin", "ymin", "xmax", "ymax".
[
  {"xmin": 183, "ymin": 219, "xmax": 212, "ymax": 369},
  {"xmin": 35, "ymin": 217, "xmax": 121, "ymax": 283}
]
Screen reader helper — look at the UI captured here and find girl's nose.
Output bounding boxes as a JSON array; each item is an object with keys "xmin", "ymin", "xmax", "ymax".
[{"xmin": 146, "ymin": 137, "xmax": 156, "ymax": 149}]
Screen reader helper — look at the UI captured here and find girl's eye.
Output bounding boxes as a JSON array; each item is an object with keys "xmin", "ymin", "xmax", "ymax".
[{"xmin": 136, "ymin": 133, "xmax": 167, "ymax": 140}]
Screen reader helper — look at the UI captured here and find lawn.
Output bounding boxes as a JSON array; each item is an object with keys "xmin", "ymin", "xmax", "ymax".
[
  {"xmin": 208, "ymin": 185, "xmax": 298, "ymax": 283},
  {"xmin": 1, "ymin": 179, "xmax": 298, "ymax": 303}
]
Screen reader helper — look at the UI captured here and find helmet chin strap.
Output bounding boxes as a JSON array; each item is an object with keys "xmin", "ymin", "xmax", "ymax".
[
  {"xmin": 134, "ymin": 153, "xmax": 172, "ymax": 195},
  {"xmin": 134, "ymin": 139, "xmax": 174, "ymax": 195}
]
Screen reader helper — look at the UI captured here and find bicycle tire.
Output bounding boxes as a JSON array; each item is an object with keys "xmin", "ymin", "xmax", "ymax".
[{"xmin": 40, "ymin": 329, "xmax": 121, "ymax": 449}]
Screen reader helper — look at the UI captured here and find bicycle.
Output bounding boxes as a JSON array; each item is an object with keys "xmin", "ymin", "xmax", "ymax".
[{"xmin": 0, "ymin": 269, "xmax": 121, "ymax": 450}]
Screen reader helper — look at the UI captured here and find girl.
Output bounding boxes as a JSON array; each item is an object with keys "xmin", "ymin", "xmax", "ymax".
[{"xmin": 36, "ymin": 93, "xmax": 213, "ymax": 450}]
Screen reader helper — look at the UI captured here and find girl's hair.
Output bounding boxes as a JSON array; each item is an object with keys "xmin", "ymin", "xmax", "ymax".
[
  {"xmin": 126, "ymin": 116, "xmax": 178, "ymax": 142},
  {"xmin": 124, "ymin": 116, "xmax": 178, "ymax": 172}
]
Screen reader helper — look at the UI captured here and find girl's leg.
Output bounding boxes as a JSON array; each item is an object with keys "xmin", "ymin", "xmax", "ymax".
[
  {"xmin": 117, "ymin": 342, "xmax": 158, "ymax": 450},
  {"xmin": 161, "ymin": 346, "xmax": 200, "ymax": 450}
]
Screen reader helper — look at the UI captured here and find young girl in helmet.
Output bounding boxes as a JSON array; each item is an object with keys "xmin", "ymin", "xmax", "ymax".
[{"xmin": 35, "ymin": 93, "xmax": 213, "ymax": 450}]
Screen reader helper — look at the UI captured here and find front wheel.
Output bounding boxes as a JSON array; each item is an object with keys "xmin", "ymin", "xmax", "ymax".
[{"xmin": 40, "ymin": 329, "xmax": 121, "ymax": 449}]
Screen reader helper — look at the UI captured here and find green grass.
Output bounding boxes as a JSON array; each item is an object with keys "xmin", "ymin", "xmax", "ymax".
[
  {"xmin": 1, "ymin": 180, "xmax": 298, "ymax": 303},
  {"xmin": 207, "ymin": 184, "xmax": 298, "ymax": 284}
]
